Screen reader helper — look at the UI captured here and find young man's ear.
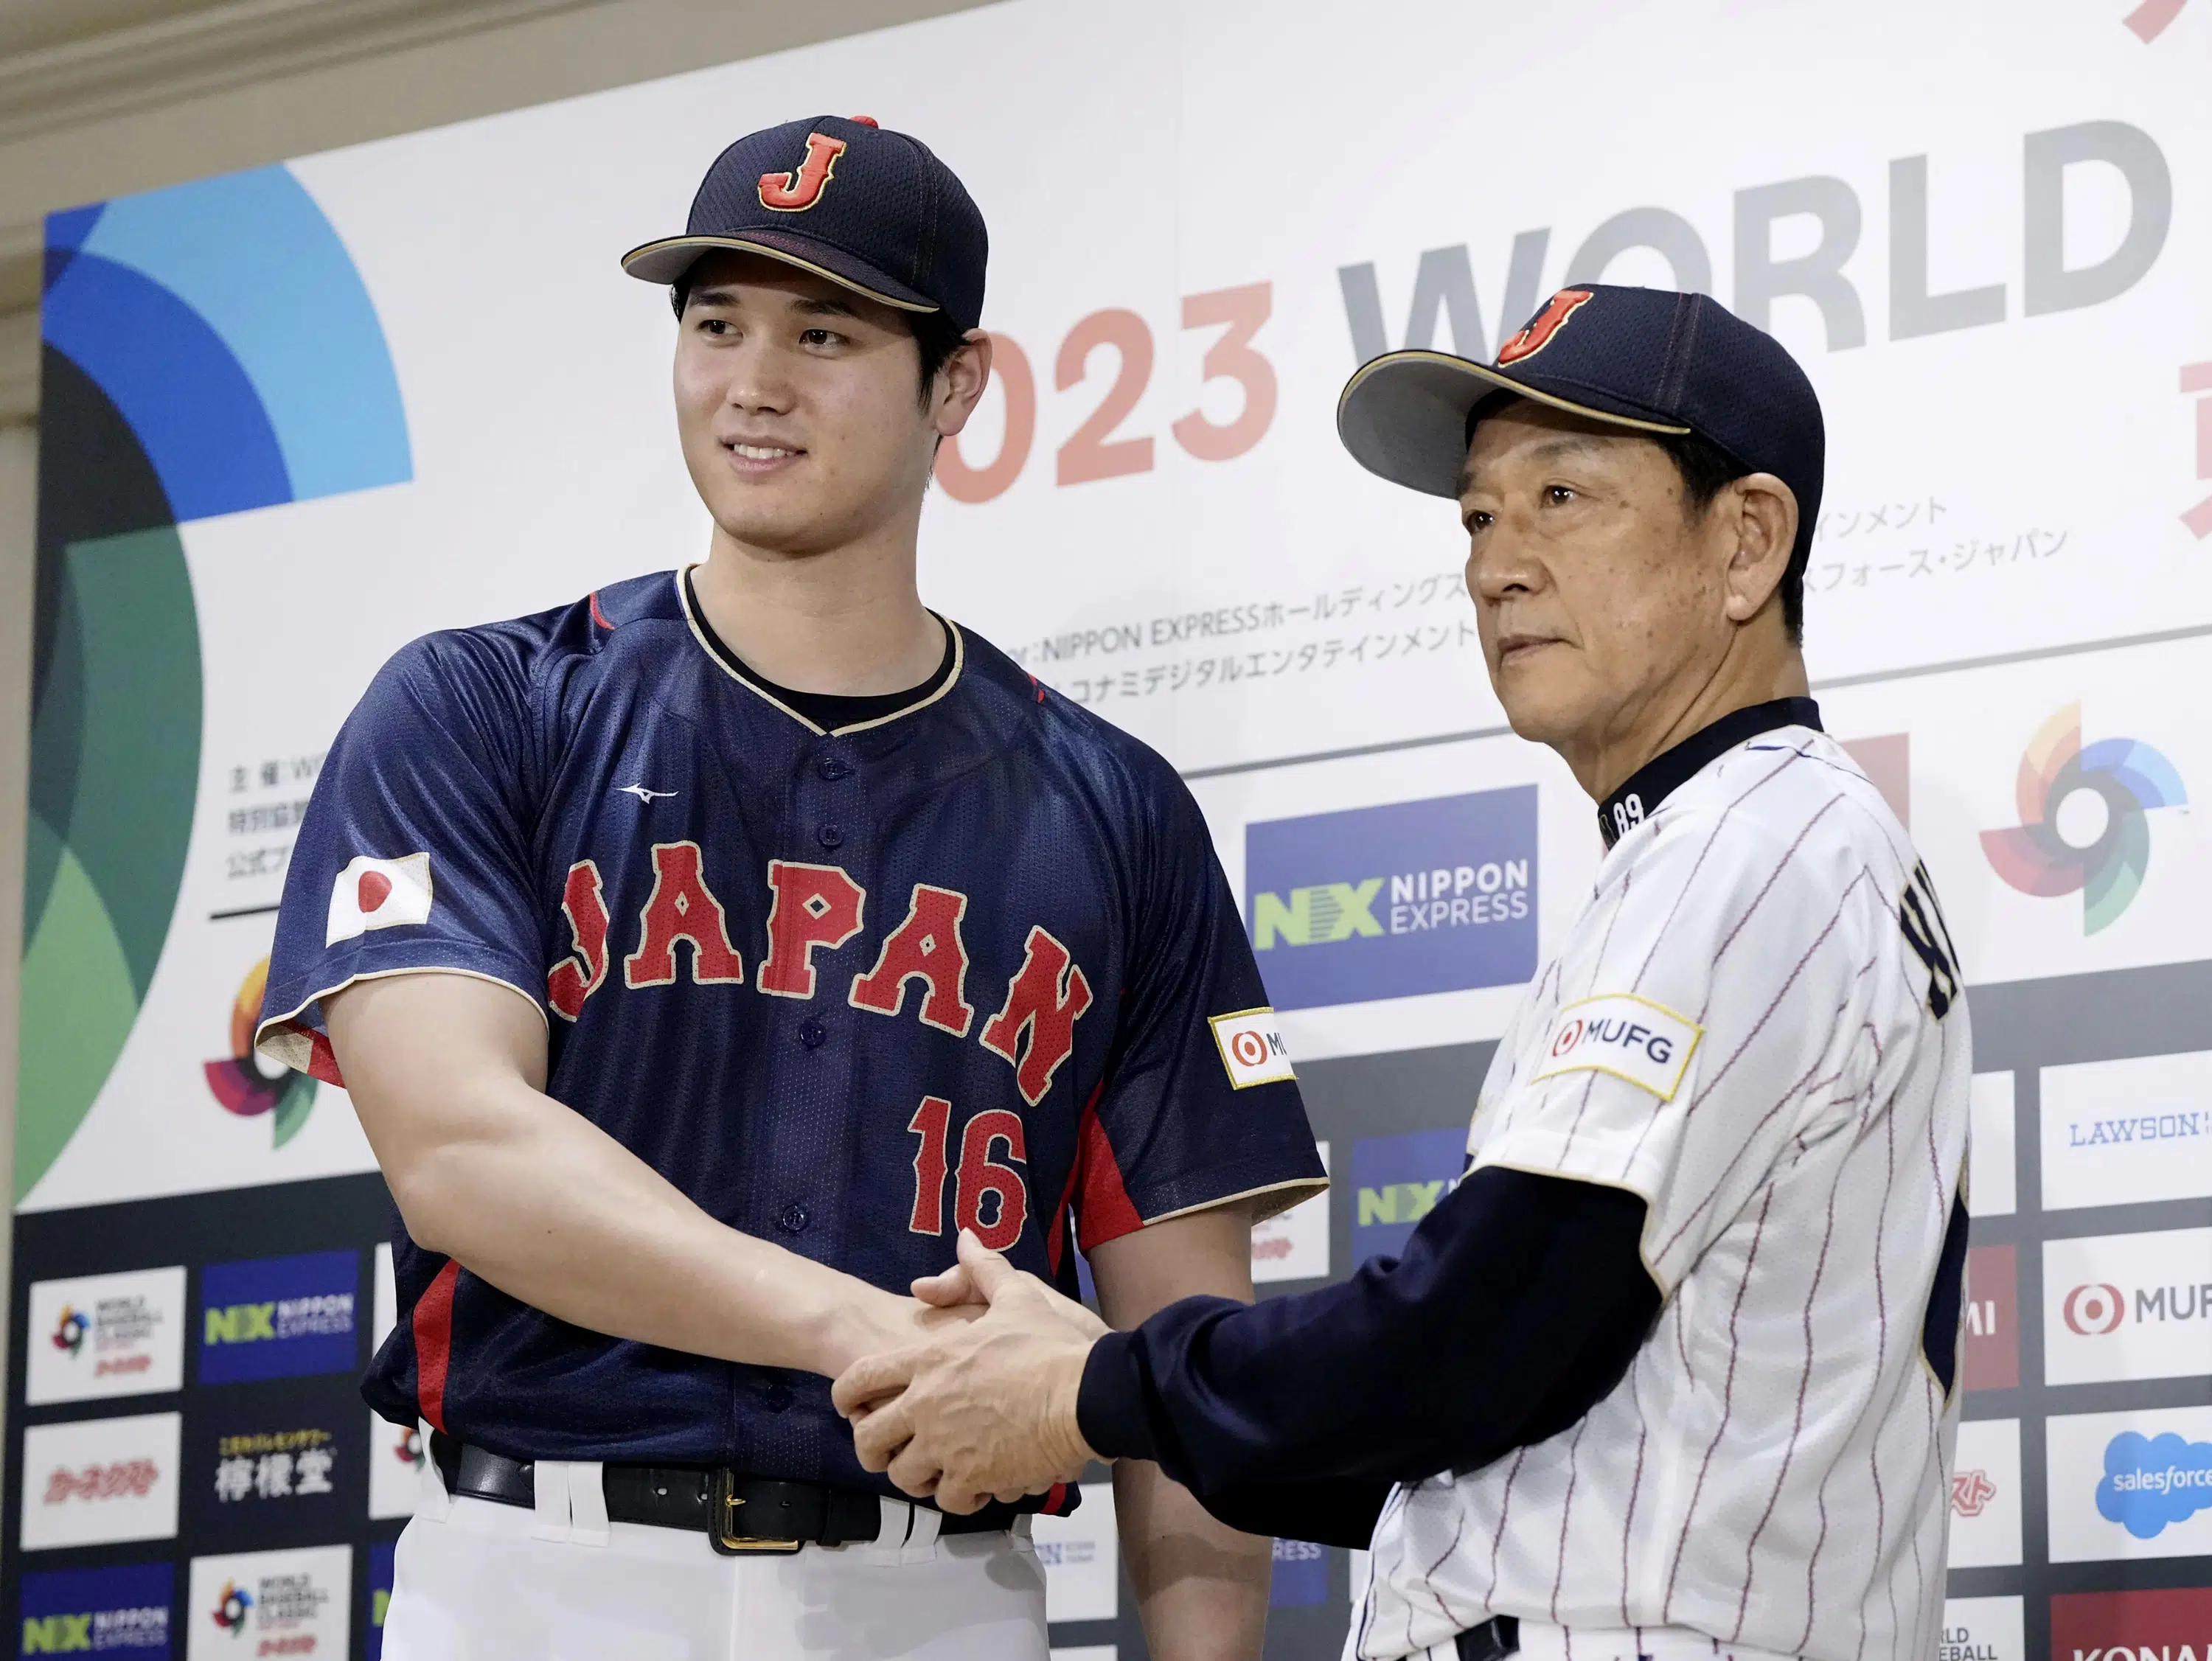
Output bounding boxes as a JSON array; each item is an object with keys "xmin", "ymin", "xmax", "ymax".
[{"xmin": 934, "ymin": 330, "xmax": 996, "ymax": 438}]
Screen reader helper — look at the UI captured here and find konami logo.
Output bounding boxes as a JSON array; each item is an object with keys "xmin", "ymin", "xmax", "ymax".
[{"xmin": 2051, "ymin": 1584, "xmax": 2212, "ymax": 1659}]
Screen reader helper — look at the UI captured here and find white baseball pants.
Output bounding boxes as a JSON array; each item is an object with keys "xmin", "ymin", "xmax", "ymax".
[{"xmin": 381, "ymin": 1457, "xmax": 1048, "ymax": 1661}]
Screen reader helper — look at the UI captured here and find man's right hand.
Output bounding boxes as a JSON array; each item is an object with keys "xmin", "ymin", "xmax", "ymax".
[{"xmin": 327, "ymin": 969, "xmax": 971, "ymax": 1381}]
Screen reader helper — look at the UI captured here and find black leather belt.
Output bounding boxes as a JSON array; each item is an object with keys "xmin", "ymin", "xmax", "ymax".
[
  {"xmin": 1455, "ymin": 1618, "xmax": 1519, "ymax": 1660},
  {"xmin": 431, "ymin": 1432, "xmax": 1017, "ymax": 1556}
]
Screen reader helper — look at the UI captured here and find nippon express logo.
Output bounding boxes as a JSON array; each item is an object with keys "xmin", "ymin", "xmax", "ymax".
[
  {"xmin": 1245, "ymin": 787, "xmax": 1537, "ymax": 1011},
  {"xmin": 2098, "ymin": 1431, "xmax": 2212, "ymax": 1539},
  {"xmin": 1352, "ymin": 1128, "xmax": 1467, "ymax": 1263},
  {"xmin": 1981, "ymin": 703, "xmax": 2185, "ymax": 935},
  {"xmin": 18, "ymin": 1562, "xmax": 172, "ymax": 1654},
  {"xmin": 198, "ymin": 1251, "xmax": 358, "ymax": 1385}
]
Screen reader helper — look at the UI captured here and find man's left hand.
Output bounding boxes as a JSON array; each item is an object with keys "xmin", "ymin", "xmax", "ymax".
[{"xmin": 832, "ymin": 1229, "xmax": 1109, "ymax": 1514}]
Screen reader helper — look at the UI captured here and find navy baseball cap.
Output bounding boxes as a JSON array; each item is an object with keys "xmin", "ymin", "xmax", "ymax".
[
  {"xmin": 1337, "ymin": 285, "xmax": 1825, "ymax": 568},
  {"xmin": 622, "ymin": 114, "xmax": 987, "ymax": 332}
]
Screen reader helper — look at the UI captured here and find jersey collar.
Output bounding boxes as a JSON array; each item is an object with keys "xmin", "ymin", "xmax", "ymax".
[
  {"xmin": 675, "ymin": 565, "xmax": 966, "ymax": 737},
  {"xmin": 1596, "ymin": 697, "xmax": 1823, "ymax": 849}
]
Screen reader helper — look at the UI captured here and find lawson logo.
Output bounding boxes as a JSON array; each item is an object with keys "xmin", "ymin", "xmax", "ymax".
[{"xmin": 1245, "ymin": 787, "xmax": 1537, "ymax": 1011}]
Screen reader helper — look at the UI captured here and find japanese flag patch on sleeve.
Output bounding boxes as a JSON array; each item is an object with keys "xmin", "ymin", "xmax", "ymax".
[
  {"xmin": 1530, "ymin": 993, "xmax": 1702, "ymax": 1101},
  {"xmin": 327, "ymin": 852, "xmax": 435, "ymax": 945},
  {"xmin": 1209, "ymin": 1007, "xmax": 1297, "ymax": 1089}
]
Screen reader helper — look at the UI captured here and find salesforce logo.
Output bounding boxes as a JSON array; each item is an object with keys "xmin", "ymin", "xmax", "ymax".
[{"xmin": 2097, "ymin": 1431, "xmax": 2212, "ymax": 1538}]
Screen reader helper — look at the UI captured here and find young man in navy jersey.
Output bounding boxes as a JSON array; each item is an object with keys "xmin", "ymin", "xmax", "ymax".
[{"xmin": 256, "ymin": 115, "xmax": 1324, "ymax": 1660}]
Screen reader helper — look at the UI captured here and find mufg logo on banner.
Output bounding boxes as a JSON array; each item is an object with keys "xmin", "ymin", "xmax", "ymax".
[
  {"xmin": 198, "ymin": 1252, "xmax": 358, "ymax": 1385},
  {"xmin": 1245, "ymin": 787, "xmax": 1537, "ymax": 1010}
]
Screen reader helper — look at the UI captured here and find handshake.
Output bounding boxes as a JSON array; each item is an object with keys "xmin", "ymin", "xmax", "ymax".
[{"xmin": 832, "ymin": 1230, "xmax": 1113, "ymax": 1515}]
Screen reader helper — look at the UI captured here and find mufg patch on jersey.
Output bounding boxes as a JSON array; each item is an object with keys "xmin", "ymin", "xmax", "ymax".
[
  {"xmin": 1531, "ymin": 993, "xmax": 1701, "ymax": 1101},
  {"xmin": 327, "ymin": 852, "xmax": 433, "ymax": 946},
  {"xmin": 1210, "ymin": 1008, "xmax": 1295, "ymax": 1089}
]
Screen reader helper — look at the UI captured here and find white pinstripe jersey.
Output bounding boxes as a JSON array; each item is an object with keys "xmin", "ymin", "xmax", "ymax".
[{"xmin": 1352, "ymin": 715, "xmax": 1972, "ymax": 1661}]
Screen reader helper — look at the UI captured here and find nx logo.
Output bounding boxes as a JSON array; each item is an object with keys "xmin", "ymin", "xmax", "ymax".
[{"xmin": 1253, "ymin": 881, "xmax": 1382, "ymax": 948}]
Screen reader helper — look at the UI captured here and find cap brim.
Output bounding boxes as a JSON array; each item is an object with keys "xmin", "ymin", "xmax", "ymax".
[
  {"xmin": 620, "ymin": 228, "xmax": 937, "ymax": 314},
  {"xmin": 1336, "ymin": 349, "xmax": 1692, "ymax": 498}
]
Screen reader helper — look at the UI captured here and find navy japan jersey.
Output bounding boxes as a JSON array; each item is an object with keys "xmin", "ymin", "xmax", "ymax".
[{"xmin": 256, "ymin": 568, "xmax": 1324, "ymax": 1498}]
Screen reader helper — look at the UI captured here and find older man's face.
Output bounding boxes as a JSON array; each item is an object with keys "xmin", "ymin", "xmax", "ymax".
[{"xmin": 1457, "ymin": 401, "xmax": 1736, "ymax": 758}]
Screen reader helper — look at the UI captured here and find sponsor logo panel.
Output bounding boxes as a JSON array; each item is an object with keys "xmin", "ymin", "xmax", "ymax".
[
  {"xmin": 1270, "ymin": 1538, "xmax": 1328, "ymax": 1608},
  {"xmin": 18, "ymin": 1563, "xmax": 174, "ymax": 1657},
  {"xmin": 2048, "ymin": 1406, "xmax": 2212, "ymax": 1562},
  {"xmin": 27, "ymin": 1267, "xmax": 188, "ymax": 1406},
  {"xmin": 198, "ymin": 1250, "xmax": 359, "ymax": 1385},
  {"xmin": 1350, "ymin": 1129, "xmax": 1464, "ymax": 1264},
  {"xmin": 184, "ymin": 1546, "xmax": 350, "ymax": 1661},
  {"xmin": 1938, "ymin": 1595, "xmax": 2021, "ymax": 1661},
  {"xmin": 366, "ymin": 1413, "xmax": 424, "ymax": 1522},
  {"xmin": 1252, "ymin": 1141, "xmax": 1329, "ymax": 1285},
  {"xmin": 2041, "ymin": 1050, "xmax": 2212, "ymax": 1212},
  {"xmin": 1947, "ymin": 1418, "xmax": 2022, "ymax": 1569},
  {"xmin": 185, "ymin": 1385, "xmax": 363, "ymax": 1546},
  {"xmin": 1033, "ymin": 1481, "xmax": 1116, "ymax": 1624},
  {"xmin": 1968, "ymin": 1072, "xmax": 2015, "ymax": 1219},
  {"xmin": 2048, "ymin": 1585, "xmax": 2212, "ymax": 1657},
  {"xmin": 1245, "ymin": 787, "xmax": 1537, "ymax": 1011},
  {"xmin": 1964, "ymin": 1244, "xmax": 2019, "ymax": 1393},
  {"xmin": 20, "ymin": 1413, "xmax": 183, "ymax": 1553},
  {"xmin": 1979, "ymin": 704, "xmax": 2184, "ymax": 937},
  {"xmin": 365, "ymin": 1542, "xmax": 394, "ymax": 1661},
  {"xmin": 2046, "ymin": 1227, "xmax": 2212, "ymax": 1387}
]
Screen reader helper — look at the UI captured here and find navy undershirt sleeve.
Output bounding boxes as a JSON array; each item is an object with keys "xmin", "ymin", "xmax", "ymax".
[{"xmin": 1076, "ymin": 1165, "xmax": 1662, "ymax": 1547}]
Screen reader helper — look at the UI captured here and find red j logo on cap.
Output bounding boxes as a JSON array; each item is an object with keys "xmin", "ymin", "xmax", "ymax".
[
  {"xmin": 758, "ymin": 132, "xmax": 849, "ymax": 214},
  {"xmin": 1496, "ymin": 289, "xmax": 1595, "ymax": 366}
]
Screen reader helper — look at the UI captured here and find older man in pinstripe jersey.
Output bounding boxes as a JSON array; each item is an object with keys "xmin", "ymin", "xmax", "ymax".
[{"xmin": 836, "ymin": 286, "xmax": 1973, "ymax": 1661}]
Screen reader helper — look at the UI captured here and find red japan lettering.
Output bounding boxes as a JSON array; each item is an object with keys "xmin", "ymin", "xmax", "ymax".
[
  {"xmin": 956, "ymin": 1110, "xmax": 1029, "ymax": 1250},
  {"xmin": 848, "ymin": 884, "xmax": 975, "ymax": 1036},
  {"xmin": 978, "ymin": 926, "xmax": 1092, "ymax": 1106},
  {"xmin": 622, "ymin": 841, "xmax": 745, "ymax": 989},
  {"xmin": 757, "ymin": 132, "xmax": 848, "ymax": 212},
  {"xmin": 758, "ymin": 860, "xmax": 866, "ymax": 998},
  {"xmin": 547, "ymin": 860, "xmax": 611, "ymax": 1020}
]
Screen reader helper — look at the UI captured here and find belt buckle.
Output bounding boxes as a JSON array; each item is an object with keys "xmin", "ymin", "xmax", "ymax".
[{"xmin": 712, "ymin": 1470, "xmax": 803, "ymax": 1556}]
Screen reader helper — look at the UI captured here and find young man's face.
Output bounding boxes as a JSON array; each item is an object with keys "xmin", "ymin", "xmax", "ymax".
[{"xmin": 672, "ymin": 251, "xmax": 940, "ymax": 556}]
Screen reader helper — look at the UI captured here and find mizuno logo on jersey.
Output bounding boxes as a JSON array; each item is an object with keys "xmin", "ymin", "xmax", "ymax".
[
  {"xmin": 1530, "ymin": 992, "xmax": 1701, "ymax": 1101},
  {"xmin": 326, "ymin": 853, "xmax": 434, "ymax": 946},
  {"xmin": 546, "ymin": 849, "xmax": 1091, "ymax": 1105}
]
